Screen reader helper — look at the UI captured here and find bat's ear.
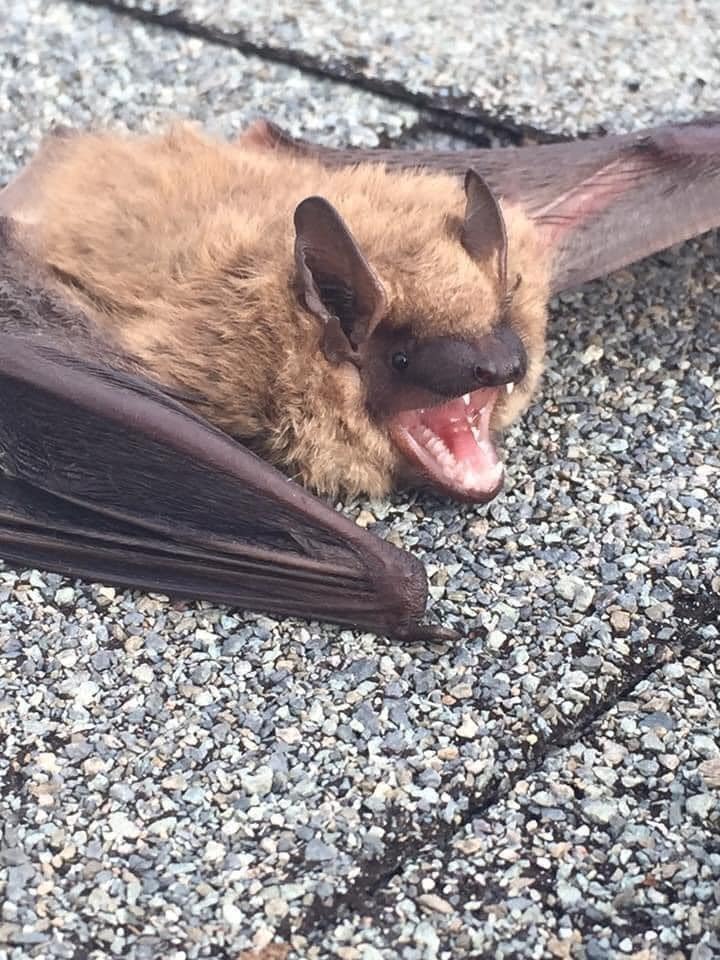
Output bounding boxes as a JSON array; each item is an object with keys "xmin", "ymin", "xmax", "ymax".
[
  {"xmin": 294, "ymin": 196, "xmax": 387, "ymax": 361},
  {"xmin": 462, "ymin": 169, "xmax": 508, "ymax": 296}
]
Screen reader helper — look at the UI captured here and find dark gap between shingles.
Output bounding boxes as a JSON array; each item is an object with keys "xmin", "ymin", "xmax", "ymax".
[
  {"xmin": 295, "ymin": 588, "xmax": 718, "ymax": 937},
  {"xmin": 71, "ymin": 0, "xmax": 568, "ymax": 147}
]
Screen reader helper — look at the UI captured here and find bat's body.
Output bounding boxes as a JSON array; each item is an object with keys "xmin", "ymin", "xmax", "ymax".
[
  {"xmin": 0, "ymin": 125, "xmax": 548, "ymax": 502},
  {"xmin": 1, "ymin": 115, "xmax": 719, "ymax": 637}
]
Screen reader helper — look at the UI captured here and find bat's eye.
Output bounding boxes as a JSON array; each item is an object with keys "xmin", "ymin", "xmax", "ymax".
[{"xmin": 392, "ymin": 351, "xmax": 409, "ymax": 372}]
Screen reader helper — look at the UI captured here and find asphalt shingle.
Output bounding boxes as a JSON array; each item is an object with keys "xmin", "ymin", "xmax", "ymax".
[
  {"xmin": 116, "ymin": 0, "xmax": 720, "ymax": 136},
  {"xmin": 0, "ymin": 2, "xmax": 718, "ymax": 958}
]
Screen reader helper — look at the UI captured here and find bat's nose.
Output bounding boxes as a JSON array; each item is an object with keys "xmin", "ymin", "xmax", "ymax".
[
  {"xmin": 471, "ymin": 325, "xmax": 527, "ymax": 387},
  {"xmin": 401, "ymin": 327, "xmax": 528, "ymax": 400}
]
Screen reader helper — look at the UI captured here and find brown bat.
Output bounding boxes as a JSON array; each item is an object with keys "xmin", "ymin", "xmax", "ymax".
[{"xmin": 0, "ymin": 115, "xmax": 719, "ymax": 637}]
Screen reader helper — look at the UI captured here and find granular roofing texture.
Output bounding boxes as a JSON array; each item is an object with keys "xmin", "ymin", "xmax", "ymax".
[{"xmin": 118, "ymin": 0, "xmax": 719, "ymax": 136}]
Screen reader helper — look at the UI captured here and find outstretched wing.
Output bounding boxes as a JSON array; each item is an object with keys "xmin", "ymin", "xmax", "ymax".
[
  {"xmin": 0, "ymin": 223, "xmax": 446, "ymax": 641},
  {"xmin": 242, "ymin": 116, "xmax": 720, "ymax": 292}
]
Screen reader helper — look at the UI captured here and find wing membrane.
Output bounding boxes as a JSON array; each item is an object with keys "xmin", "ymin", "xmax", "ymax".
[
  {"xmin": 243, "ymin": 116, "xmax": 720, "ymax": 291},
  {"xmin": 0, "ymin": 227, "xmax": 444, "ymax": 640}
]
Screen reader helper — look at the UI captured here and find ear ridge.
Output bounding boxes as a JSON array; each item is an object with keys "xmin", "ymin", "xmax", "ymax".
[
  {"xmin": 294, "ymin": 196, "xmax": 387, "ymax": 354},
  {"xmin": 462, "ymin": 170, "xmax": 508, "ymax": 296}
]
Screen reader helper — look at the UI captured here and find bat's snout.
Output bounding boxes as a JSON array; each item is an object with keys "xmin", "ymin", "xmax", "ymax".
[
  {"xmin": 405, "ymin": 326, "xmax": 527, "ymax": 399},
  {"xmin": 471, "ymin": 325, "xmax": 527, "ymax": 388}
]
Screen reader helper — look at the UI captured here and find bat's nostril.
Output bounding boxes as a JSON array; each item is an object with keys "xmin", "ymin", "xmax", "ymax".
[
  {"xmin": 473, "ymin": 349, "xmax": 526, "ymax": 387},
  {"xmin": 473, "ymin": 361, "xmax": 497, "ymax": 383},
  {"xmin": 512, "ymin": 352, "xmax": 528, "ymax": 381}
]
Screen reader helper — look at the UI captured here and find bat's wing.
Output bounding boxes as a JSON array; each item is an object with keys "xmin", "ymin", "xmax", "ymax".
[
  {"xmin": 242, "ymin": 116, "xmax": 720, "ymax": 293},
  {"xmin": 0, "ymin": 226, "xmax": 447, "ymax": 642}
]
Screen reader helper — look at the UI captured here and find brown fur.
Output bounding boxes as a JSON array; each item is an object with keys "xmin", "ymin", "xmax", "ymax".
[{"xmin": 7, "ymin": 123, "xmax": 550, "ymax": 498}]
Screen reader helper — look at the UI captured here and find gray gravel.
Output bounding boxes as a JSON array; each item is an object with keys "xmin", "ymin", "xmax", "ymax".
[
  {"xmin": 0, "ymin": 0, "xmax": 418, "ymax": 183},
  {"xmin": 314, "ymin": 639, "xmax": 720, "ymax": 958},
  {"xmin": 118, "ymin": 0, "xmax": 720, "ymax": 135},
  {"xmin": 1, "ymin": 1, "xmax": 719, "ymax": 958}
]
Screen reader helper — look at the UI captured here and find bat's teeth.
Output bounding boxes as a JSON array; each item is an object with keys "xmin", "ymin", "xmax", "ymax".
[
  {"xmin": 431, "ymin": 439, "xmax": 451, "ymax": 462},
  {"xmin": 405, "ymin": 418, "xmax": 503, "ymax": 496},
  {"xmin": 463, "ymin": 393, "xmax": 471, "ymax": 406},
  {"xmin": 421, "ymin": 431, "xmax": 459, "ymax": 475},
  {"xmin": 506, "ymin": 382, "xmax": 515, "ymax": 396}
]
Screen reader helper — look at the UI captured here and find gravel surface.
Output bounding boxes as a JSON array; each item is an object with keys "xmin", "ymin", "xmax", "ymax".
[
  {"xmin": 305, "ymin": 638, "xmax": 719, "ymax": 958},
  {"xmin": 0, "ymin": 0, "xmax": 418, "ymax": 183},
  {"xmin": 114, "ymin": 0, "xmax": 720, "ymax": 135},
  {"xmin": 1, "ymin": 2, "xmax": 719, "ymax": 958}
]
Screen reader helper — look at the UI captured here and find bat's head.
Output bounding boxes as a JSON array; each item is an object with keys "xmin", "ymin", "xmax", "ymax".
[{"xmin": 293, "ymin": 170, "xmax": 545, "ymax": 502}]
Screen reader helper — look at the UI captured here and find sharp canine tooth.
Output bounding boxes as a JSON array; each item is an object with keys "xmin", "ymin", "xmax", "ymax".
[
  {"xmin": 506, "ymin": 382, "xmax": 515, "ymax": 396},
  {"xmin": 463, "ymin": 393, "xmax": 471, "ymax": 406}
]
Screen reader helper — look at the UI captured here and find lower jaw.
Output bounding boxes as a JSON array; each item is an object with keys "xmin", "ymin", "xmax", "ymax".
[
  {"xmin": 387, "ymin": 387, "xmax": 509, "ymax": 504},
  {"xmin": 401, "ymin": 470, "xmax": 504, "ymax": 503},
  {"xmin": 391, "ymin": 431, "xmax": 505, "ymax": 504}
]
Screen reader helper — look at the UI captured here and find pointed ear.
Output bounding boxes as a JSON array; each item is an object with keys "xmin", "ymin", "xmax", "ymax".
[
  {"xmin": 462, "ymin": 169, "xmax": 508, "ymax": 295},
  {"xmin": 294, "ymin": 196, "xmax": 387, "ymax": 357}
]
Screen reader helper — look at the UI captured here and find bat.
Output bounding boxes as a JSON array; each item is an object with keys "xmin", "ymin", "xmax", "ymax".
[{"xmin": 0, "ymin": 115, "xmax": 718, "ymax": 636}]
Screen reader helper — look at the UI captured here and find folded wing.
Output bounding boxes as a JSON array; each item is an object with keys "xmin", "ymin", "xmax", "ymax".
[{"xmin": 0, "ymin": 223, "xmax": 443, "ymax": 640}]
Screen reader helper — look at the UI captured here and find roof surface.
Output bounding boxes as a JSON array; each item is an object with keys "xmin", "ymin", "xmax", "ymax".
[{"xmin": 1, "ymin": 3, "xmax": 718, "ymax": 958}]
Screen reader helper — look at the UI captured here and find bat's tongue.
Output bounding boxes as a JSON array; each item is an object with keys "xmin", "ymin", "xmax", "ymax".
[{"xmin": 390, "ymin": 387, "xmax": 503, "ymax": 502}]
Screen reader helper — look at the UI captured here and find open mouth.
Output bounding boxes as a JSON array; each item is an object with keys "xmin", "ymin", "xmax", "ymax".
[{"xmin": 389, "ymin": 385, "xmax": 511, "ymax": 502}]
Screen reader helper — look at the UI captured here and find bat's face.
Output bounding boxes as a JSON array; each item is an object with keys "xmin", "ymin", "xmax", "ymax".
[
  {"xmin": 364, "ymin": 325, "xmax": 526, "ymax": 502},
  {"xmin": 293, "ymin": 174, "xmax": 549, "ymax": 502}
]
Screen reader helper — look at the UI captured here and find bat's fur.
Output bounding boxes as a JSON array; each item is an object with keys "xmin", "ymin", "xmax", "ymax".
[{"xmin": 9, "ymin": 124, "xmax": 550, "ymax": 497}]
